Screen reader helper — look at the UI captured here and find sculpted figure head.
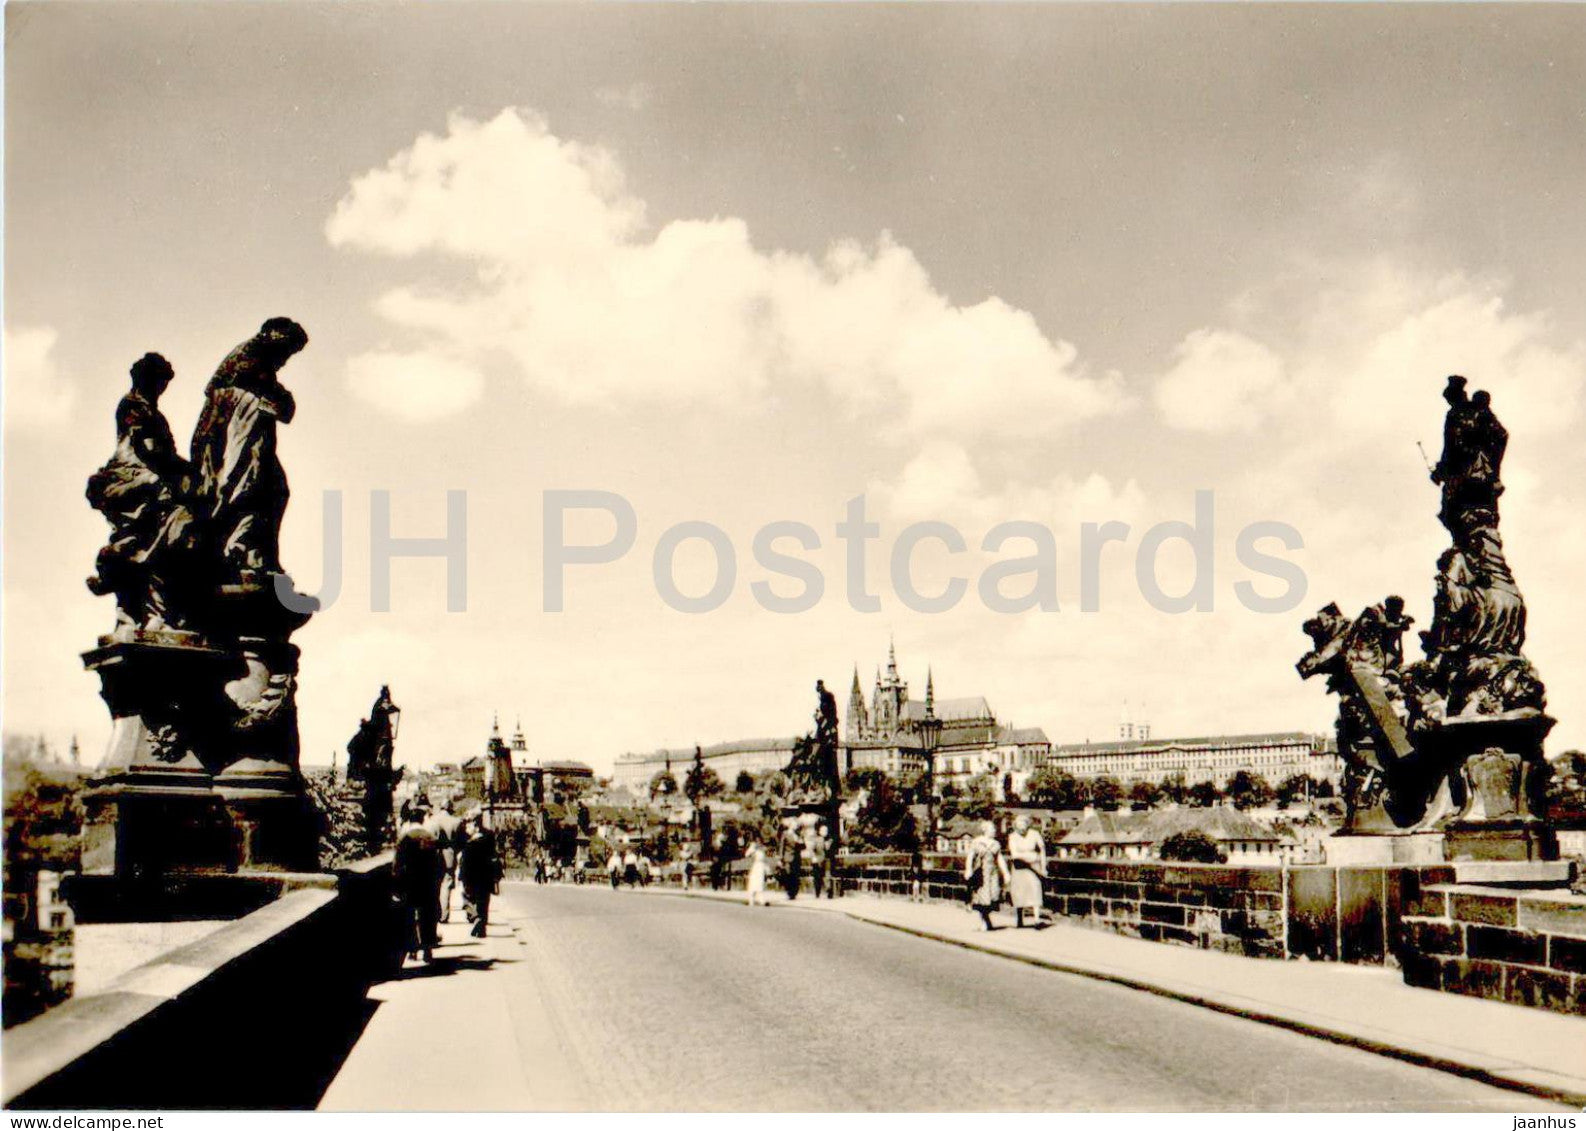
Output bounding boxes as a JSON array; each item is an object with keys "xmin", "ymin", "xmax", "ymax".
[
  {"xmin": 256, "ymin": 317, "xmax": 309, "ymax": 365},
  {"xmin": 130, "ymin": 352, "xmax": 175, "ymax": 398}
]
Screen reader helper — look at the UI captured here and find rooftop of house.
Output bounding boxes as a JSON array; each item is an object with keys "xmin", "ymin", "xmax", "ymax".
[
  {"xmin": 617, "ymin": 736, "xmax": 802, "ymax": 767},
  {"xmin": 1060, "ymin": 804, "xmax": 1283, "ymax": 846}
]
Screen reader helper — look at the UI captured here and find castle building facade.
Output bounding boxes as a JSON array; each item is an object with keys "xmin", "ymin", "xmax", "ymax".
[
  {"xmin": 1043, "ymin": 730, "xmax": 1341, "ymax": 788},
  {"xmin": 611, "ymin": 737, "xmax": 799, "ymax": 792}
]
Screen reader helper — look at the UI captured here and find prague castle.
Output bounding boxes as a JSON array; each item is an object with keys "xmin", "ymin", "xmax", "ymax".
[{"xmin": 845, "ymin": 641, "xmax": 1051, "ymax": 790}]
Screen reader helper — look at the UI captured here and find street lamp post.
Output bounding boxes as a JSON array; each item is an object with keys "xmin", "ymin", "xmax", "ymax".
[{"xmin": 920, "ymin": 713, "xmax": 943, "ymax": 850}]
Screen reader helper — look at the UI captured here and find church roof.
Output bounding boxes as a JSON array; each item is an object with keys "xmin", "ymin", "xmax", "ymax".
[
  {"xmin": 537, "ymin": 759, "xmax": 594, "ymax": 774},
  {"xmin": 999, "ymin": 725, "xmax": 1050, "ymax": 745},
  {"xmin": 901, "ymin": 696, "xmax": 993, "ymax": 723}
]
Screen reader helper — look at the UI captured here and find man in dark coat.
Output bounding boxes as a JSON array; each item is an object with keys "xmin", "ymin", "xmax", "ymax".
[
  {"xmin": 393, "ymin": 809, "xmax": 444, "ymax": 963},
  {"xmin": 806, "ymin": 823, "xmax": 831, "ymax": 899},
  {"xmin": 781, "ymin": 831, "xmax": 803, "ymax": 901},
  {"xmin": 459, "ymin": 820, "xmax": 502, "ymax": 938}
]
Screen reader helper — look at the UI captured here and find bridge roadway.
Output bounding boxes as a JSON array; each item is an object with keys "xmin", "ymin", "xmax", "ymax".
[{"xmin": 319, "ymin": 882, "xmax": 1563, "ymax": 1111}]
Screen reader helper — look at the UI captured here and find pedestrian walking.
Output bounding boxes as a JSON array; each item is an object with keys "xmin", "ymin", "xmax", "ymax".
[
  {"xmin": 963, "ymin": 819, "xmax": 1010, "ymax": 932},
  {"xmin": 781, "ymin": 830, "xmax": 803, "ymax": 901},
  {"xmin": 638, "ymin": 853, "xmax": 652, "ymax": 887},
  {"xmin": 426, "ymin": 807, "xmax": 462, "ymax": 924},
  {"xmin": 709, "ymin": 834, "xmax": 728, "ymax": 891},
  {"xmin": 746, "ymin": 842, "xmax": 769, "ymax": 907},
  {"xmin": 623, "ymin": 846, "xmax": 640, "ymax": 888},
  {"xmin": 393, "ymin": 808, "xmax": 444, "ymax": 963},
  {"xmin": 1007, "ymin": 815, "xmax": 1047, "ymax": 928},
  {"xmin": 806, "ymin": 823, "xmax": 831, "ymax": 898},
  {"xmin": 607, "ymin": 846, "xmax": 623, "ymax": 890},
  {"xmin": 909, "ymin": 839, "xmax": 926, "ymax": 902},
  {"xmin": 459, "ymin": 819, "xmax": 501, "ymax": 938},
  {"xmin": 682, "ymin": 849, "xmax": 696, "ymax": 890}
]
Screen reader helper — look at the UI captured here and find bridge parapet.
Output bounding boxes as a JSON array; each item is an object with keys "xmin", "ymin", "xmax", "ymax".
[{"xmin": 3, "ymin": 855, "xmax": 398, "ymax": 1110}]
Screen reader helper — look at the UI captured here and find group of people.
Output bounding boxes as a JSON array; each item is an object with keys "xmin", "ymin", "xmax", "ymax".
[
  {"xmin": 961, "ymin": 815, "xmax": 1048, "ymax": 931},
  {"xmin": 606, "ymin": 845, "xmax": 656, "ymax": 888},
  {"xmin": 392, "ymin": 806, "xmax": 503, "ymax": 963},
  {"xmin": 743, "ymin": 822, "xmax": 835, "ymax": 906}
]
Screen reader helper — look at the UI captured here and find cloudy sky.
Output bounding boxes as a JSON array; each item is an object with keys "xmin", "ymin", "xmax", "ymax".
[{"xmin": 6, "ymin": 3, "xmax": 1585, "ymax": 775}]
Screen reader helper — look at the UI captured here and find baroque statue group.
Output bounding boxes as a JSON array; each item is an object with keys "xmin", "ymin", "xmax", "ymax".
[
  {"xmin": 1299, "ymin": 375, "xmax": 1556, "ymax": 861},
  {"xmin": 80, "ymin": 318, "xmax": 322, "ymax": 877}
]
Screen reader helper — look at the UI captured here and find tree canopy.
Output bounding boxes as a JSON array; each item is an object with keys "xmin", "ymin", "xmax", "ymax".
[
  {"xmin": 1128, "ymin": 779, "xmax": 1162, "ymax": 810},
  {"xmin": 1024, "ymin": 766, "xmax": 1088, "ymax": 810},
  {"xmin": 1159, "ymin": 829, "xmax": 1227, "ymax": 864},
  {"xmin": 648, "ymin": 769, "xmax": 679, "ymax": 800},
  {"xmin": 684, "ymin": 762, "xmax": 725, "ymax": 806},
  {"xmin": 1090, "ymin": 775, "xmax": 1124, "ymax": 811},
  {"xmin": 1227, "ymin": 770, "xmax": 1275, "ymax": 811}
]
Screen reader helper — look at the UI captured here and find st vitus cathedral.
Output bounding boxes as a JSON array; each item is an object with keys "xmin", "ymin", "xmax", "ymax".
[{"xmin": 844, "ymin": 640, "xmax": 1050, "ymax": 789}]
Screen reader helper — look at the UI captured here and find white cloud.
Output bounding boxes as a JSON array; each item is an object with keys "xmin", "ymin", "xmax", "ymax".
[
  {"xmin": 1154, "ymin": 329, "xmax": 1288, "ymax": 432},
  {"xmin": 328, "ymin": 108, "xmax": 1128, "ymax": 435},
  {"xmin": 3, "ymin": 325, "xmax": 74, "ymax": 430},
  {"xmin": 1155, "ymin": 262, "xmax": 1586, "ymax": 447},
  {"xmin": 345, "ymin": 349, "xmax": 486, "ymax": 421}
]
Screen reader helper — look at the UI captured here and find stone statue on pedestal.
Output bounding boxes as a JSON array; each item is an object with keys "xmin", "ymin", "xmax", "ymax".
[
  {"xmin": 80, "ymin": 319, "xmax": 320, "ymax": 880},
  {"xmin": 1299, "ymin": 375, "xmax": 1556, "ymax": 862},
  {"xmin": 785, "ymin": 679, "xmax": 843, "ymax": 829},
  {"xmin": 346, "ymin": 686, "xmax": 400, "ymax": 853}
]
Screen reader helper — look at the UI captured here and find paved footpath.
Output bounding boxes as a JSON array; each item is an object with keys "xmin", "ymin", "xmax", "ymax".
[{"xmin": 319, "ymin": 882, "xmax": 1575, "ymax": 1111}]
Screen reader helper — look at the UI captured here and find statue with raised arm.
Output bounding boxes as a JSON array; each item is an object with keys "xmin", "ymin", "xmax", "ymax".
[
  {"xmin": 86, "ymin": 352, "xmax": 199, "ymax": 633},
  {"xmin": 1298, "ymin": 599, "xmax": 1418, "ymax": 829},
  {"xmin": 190, "ymin": 317, "xmax": 308, "ymax": 582}
]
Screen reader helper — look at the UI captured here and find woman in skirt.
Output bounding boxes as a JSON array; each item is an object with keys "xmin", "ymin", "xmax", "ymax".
[
  {"xmin": 1007, "ymin": 815, "xmax": 1047, "ymax": 928},
  {"xmin": 746, "ymin": 842, "xmax": 770, "ymax": 907},
  {"xmin": 963, "ymin": 820, "xmax": 1009, "ymax": 931}
]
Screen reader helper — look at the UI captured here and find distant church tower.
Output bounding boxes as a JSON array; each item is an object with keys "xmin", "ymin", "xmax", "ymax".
[
  {"xmin": 846, "ymin": 666, "xmax": 869, "ymax": 741},
  {"xmin": 870, "ymin": 638, "xmax": 910, "ymax": 739},
  {"xmin": 486, "ymin": 712, "xmax": 517, "ymax": 801}
]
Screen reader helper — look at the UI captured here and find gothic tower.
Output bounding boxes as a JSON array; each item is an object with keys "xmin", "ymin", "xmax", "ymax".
[
  {"xmin": 847, "ymin": 666, "xmax": 869, "ymax": 741},
  {"xmin": 870, "ymin": 638, "xmax": 910, "ymax": 738}
]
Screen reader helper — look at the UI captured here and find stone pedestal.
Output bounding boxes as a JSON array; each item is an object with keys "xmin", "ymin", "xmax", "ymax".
[
  {"xmin": 1443, "ymin": 819, "xmax": 1557, "ymax": 862},
  {"xmin": 1434, "ymin": 711, "xmax": 1557, "ymax": 862},
  {"xmin": 80, "ymin": 626, "xmax": 317, "ymax": 878}
]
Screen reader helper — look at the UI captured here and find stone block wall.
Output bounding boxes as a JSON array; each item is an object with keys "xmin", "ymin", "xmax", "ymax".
[
  {"xmin": 1399, "ymin": 883, "xmax": 1586, "ymax": 1015},
  {"xmin": 834, "ymin": 855, "xmax": 1454, "ymax": 965},
  {"xmin": 1285, "ymin": 863, "xmax": 1454, "ymax": 963},
  {"xmin": 1042, "ymin": 859, "xmax": 1288, "ymax": 957},
  {"xmin": 838, "ymin": 853, "xmax": 967, "ymax": 902}
]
